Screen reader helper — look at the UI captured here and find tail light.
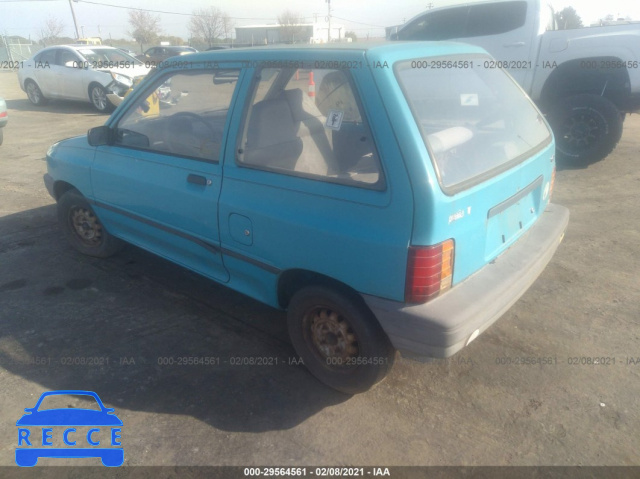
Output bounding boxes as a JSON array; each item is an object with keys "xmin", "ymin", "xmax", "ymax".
[
  {"xmin": 405, "ymin": 239, "xmax": 454, "ymax": 304},
  {"xmin": 549, "ymin": 165, "xmax": 556, "ymax": 201}
]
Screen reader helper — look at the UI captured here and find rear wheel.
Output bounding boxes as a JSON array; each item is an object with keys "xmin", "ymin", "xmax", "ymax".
[
  {"xmin": 548, "ymin": 94, "xmax": 623, "ymax": 165},
  {"xmin": 25, "ymin": 80, "xmax": 48, "ymax": 106},
  {"xmin": 57, "ymin": 189, "xmax": 123, "ymax": 258},
  {"xmin": 287, "ymin": 285, "xmax": 395, "ymax": 394}
]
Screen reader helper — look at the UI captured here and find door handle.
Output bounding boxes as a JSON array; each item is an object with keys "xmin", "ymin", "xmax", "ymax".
[
  {"xmin": 503, "ymin": 41, "xmax": 525, "ymax": 47},
  {"xmin": 187, "ymin": 174, "xmax": 210, "ymax": 186}
]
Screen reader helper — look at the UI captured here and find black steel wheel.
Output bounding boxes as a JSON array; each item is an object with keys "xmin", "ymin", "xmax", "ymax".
[{"xmin": 548, "ymin": 94, "xmax": 623, "ymax": 165}]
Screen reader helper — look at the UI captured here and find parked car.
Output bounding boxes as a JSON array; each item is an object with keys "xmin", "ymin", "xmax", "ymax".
[
  {"xmin": 390, "ymin": 0, "xmax": 640, "ymax": 164},
  {"xmin": 137, "ymin": 45, "xmax": 198, "ymax": 66},
  {"xmin": 0, "ymin": 97, "xmax": 7, "ymax": 145},
  {"xmin": 43, "ymin": 43, "xmax": 568, "ymax": 393},
  {"xmin": 18, "ymin": 45, "xmax": 151, "ymax": 112},
  {"xmin": 116, "ymin": 47, "xmax": 138, "ymax": 57}
]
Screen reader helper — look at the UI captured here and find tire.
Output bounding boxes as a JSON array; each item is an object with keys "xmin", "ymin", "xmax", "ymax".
[
  {"xmin": 25, "ymin": 79, "xmax": 48, "ymax": 106},
  {"xmin": 90, "ymin": 84, "xmax": 114, "ymax": 113},
  {"xmin": 287, "ymin": 285, "xmax": 395, "ymax": 394},
  {"xmin": 57, "ymin": 189, "xmax": 124, "ymax": 258},
  {"xmin": 0, "ymin": 128, "xmax": 3, "ymax": 146},
  {"xmin": 548, "ymin": 94, "xmax": 623, "ymax": 165}
]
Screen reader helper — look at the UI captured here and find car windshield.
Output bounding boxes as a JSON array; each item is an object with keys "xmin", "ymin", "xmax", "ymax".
[
  {"xmin": 35, "ymin": 394, "xmax": 101, "ymax": 411},
  {"xmin": 395, "ymin": 54, "xmax": 551, "ymax": 191},
  {"xmin": 77, "ymin": 48, "xmax": 143, "ymax": 65}
]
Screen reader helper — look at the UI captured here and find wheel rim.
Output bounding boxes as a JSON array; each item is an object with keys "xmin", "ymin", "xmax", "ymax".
[
  {"xmin": 69, "ymin": 207, "xmax": 103, "ymax": 246},
  {"xmin": 91, "ymin": 87, "xmax": 107, "ymax": 111},
  {"xmin": 26, "ymin": 82, "xmax": 40, "ymax": 103},
  {"xmin": 559, "ymin": 109, "xmax": 605, "ymax": 155},
  {"xmin": 306, "ymin": 307, "xmax": 359, "ymax": 366}
]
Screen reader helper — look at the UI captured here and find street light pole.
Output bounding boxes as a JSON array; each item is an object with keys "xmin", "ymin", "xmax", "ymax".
[{"xmin": 68, "ymin": 0, "xmax": 80, "ymax": 39}]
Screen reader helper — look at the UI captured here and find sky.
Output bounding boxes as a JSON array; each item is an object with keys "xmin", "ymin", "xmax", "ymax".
[{"xmin": 1, "ymin": 0, "xmax": 639, "ymax": 42}]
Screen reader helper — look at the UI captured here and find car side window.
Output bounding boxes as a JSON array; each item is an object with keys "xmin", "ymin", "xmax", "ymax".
[
  {"xmin": 114, "ymin": 69, "xmax": 240, "ymax": 162},
  {"xmin": 465, "ymin": 1, "xmax": 527, "ymax": 36},
  {"xmin": 35, "ymin": 49, "xmax": 57, "ymax": 65},
  {"xmin": 58, "ymin": 50, "xmax": 81, "ymax": 68},
  {"xmin": 399, "ymin": 8, "xmax": 468, "ymax": 40},
  {"xmin": 237, "ymin": 68, "xmax": 383, "ymax": 188}
]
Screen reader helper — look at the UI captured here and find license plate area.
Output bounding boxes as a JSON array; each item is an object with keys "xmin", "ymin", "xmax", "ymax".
[{"xmin": 485, "ymin": 176, "xmax": 542, "ymax": 261}]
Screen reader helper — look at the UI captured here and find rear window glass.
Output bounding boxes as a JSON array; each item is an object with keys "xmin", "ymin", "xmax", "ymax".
[{"xmin": 395, "ymin": 55, "xmax": 551, "ymax": 192}]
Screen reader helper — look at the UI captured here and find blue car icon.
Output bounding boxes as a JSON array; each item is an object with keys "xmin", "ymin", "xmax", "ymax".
[{"xmin": 16, "ymin": 390, "xmax": 123, "ymax": 467}]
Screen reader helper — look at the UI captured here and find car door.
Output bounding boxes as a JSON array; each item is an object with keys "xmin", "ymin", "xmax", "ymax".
[
  {"xmin": 91, "ymin": 67, "xmax": 244, "ymax": 283},
  {"xmin": 32, "ymin": 48, "xmax": 59, "ymax": 98},
  {"xmin": 218, "ymin": 65, "xmax": 413, "ymax": 306},
  {"xmin": 397, "ymin": 1, "xmax": 535, "ymax": 87},
  {"xmin": 56, "ymin": 49, "xmax": 87, "ymax": 100},
  {"xmin": 461, "ymin": 1, "xmax": 536, "ymax": 87}
]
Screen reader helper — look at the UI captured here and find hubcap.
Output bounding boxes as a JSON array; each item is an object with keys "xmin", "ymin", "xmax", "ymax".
[
  {"xmin": 70, "ymin": 208, "xmax": 103, "ymax": 246},
  {"xmin": 92, "ymin": 87, "xmax": 107, "ymax": 110},
  {"xmin": 308, "ymin": 307, "xmax": 359, "ymax": 362},
  {"xmin": 27, "ymin": 83, "xmax": 40, "ymax": 103},
  {"xmin": 561, "ymin": 110, "xmax": 603, "ymax": 152}
]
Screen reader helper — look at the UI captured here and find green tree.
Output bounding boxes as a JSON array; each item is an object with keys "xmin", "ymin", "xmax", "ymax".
[
  {"xmin": 278, "ymin": 10, "xmax": 306, "ymax": 43},
  {"xmin": 128, "ymin": 10, "xmax": 161, "ymax": 52},
  {"xmin": 189, "ymin": 7, "xmax": 231, "ymax": 48},
  {"xmin": 345, "ymin": 31, "xmax": 357, "ymax": 42},
  {"xmin": 554, "ymin": 7, "xmax": 583, "ymax": 30}
]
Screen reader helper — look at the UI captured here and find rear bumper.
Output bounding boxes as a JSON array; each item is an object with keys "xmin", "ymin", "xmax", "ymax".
[{"xmin": 363, "ymin": 203, "xmax": 569, "ymax": 359}]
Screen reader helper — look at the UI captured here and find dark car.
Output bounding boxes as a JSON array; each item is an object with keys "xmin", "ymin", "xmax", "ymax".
[{"xmin": 137, "ymin": 46, "xmax": 197, "ymax": 66}]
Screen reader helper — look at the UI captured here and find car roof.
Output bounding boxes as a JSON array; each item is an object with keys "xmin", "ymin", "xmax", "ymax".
[
  {"xmin": 172, "ymin": 41, "xmax": 489, "ymax": 66},
  {"xmin": 39, "ymin": 44, "xmax": 118, "ymax": 52}
]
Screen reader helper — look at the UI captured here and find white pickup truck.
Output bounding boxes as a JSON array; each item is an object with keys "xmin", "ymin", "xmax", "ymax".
[{"xmin": 390, "ymin": 0, "xmax": 640, "ymax": 164}]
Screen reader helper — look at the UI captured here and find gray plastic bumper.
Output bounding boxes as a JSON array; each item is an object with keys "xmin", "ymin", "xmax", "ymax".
[{"xmin": 363, "ymin": 203, "xmax": 570, "ymax": 360}]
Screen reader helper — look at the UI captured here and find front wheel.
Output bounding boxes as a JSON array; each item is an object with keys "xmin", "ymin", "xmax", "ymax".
[
  {"xmin": 548, "ymin": 94, "xmax": 623, "ymax": 165},
  {"xmin": 90, "ymin": 84, "xmax": 114, "ymax": 113},
  {"xmin": 287, "ymin": 286, "xmax": 395, "ymax": 394},
  {"xmin": 57, "ymin": 189, "xmax": 124, "ymax": 258}
]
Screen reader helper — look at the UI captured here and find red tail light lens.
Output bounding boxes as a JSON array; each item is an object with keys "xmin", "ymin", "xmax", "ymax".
[
  {"xmin": 405, "ymin": 239, "xmax": 454, "ymax": 304},
  {"xmin": 549, "ymin": 165, "xmax": 556, "ymax": 201}
]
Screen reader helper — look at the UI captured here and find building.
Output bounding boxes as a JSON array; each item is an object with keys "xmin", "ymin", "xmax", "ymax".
[{"xmin": 235, "ymin": 22, "xmax": 345, "ymax": 45}]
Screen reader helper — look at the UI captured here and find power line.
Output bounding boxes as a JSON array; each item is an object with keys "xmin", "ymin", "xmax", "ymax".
[
  {"xmin": 331, "ymin": 15, "xmax": 386, "ymax": 28},
  {"xmin": 76, "ymin": 0, "xmax": 274, "ymax": 21}
]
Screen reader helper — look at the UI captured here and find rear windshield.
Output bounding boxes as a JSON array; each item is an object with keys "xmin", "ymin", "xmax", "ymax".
[{"xmin": 395, "ymin": 55, "xmax": 551, "ymax": 193}]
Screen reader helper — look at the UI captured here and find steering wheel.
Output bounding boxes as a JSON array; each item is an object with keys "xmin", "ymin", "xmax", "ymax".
[{"xmin": 164, "ymin": 111, "xmax": 218, "ymax": 157}]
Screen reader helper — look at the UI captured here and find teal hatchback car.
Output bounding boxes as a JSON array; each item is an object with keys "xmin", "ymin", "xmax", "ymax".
[{"xmin": 44, "ymin": 43, "xmax": 568, "ymax": 393}]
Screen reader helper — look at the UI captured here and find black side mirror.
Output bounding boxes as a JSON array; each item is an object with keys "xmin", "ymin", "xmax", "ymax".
[{"xmin": 87, "ymin": 126, "xmax": 112, "ymax": 146}]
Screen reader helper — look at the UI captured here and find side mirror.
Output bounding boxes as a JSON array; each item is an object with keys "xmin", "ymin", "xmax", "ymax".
[{"xmin": 87, "ymin": 125, "xmax": 112, "ymax": 146}]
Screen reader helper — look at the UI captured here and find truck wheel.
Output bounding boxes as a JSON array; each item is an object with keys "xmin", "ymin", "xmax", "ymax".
[
  {"xmin": 287, "ymin": 285, "xmax": 395, "ymax": 394},
  {"xmin": 57, "ymin": 189, "xmax": 124, "ymax": 258},
  {"xmin": 548, "ymin": 94, "xmax": 623, "ymax": 165}
]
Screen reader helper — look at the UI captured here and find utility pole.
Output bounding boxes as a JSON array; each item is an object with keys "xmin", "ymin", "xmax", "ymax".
[
  {"xmin": 68, "ymin": 0, "xmax": 80, "ymax": 38},
  {"xmin": 326, "ymin": 0, "xmax": 331, "ymax": 42}
]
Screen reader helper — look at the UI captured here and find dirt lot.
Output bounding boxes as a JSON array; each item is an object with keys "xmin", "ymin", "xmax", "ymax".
[{"xmin": 0, "ymin": 69, "xmax": 639, "ymax": 474}]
